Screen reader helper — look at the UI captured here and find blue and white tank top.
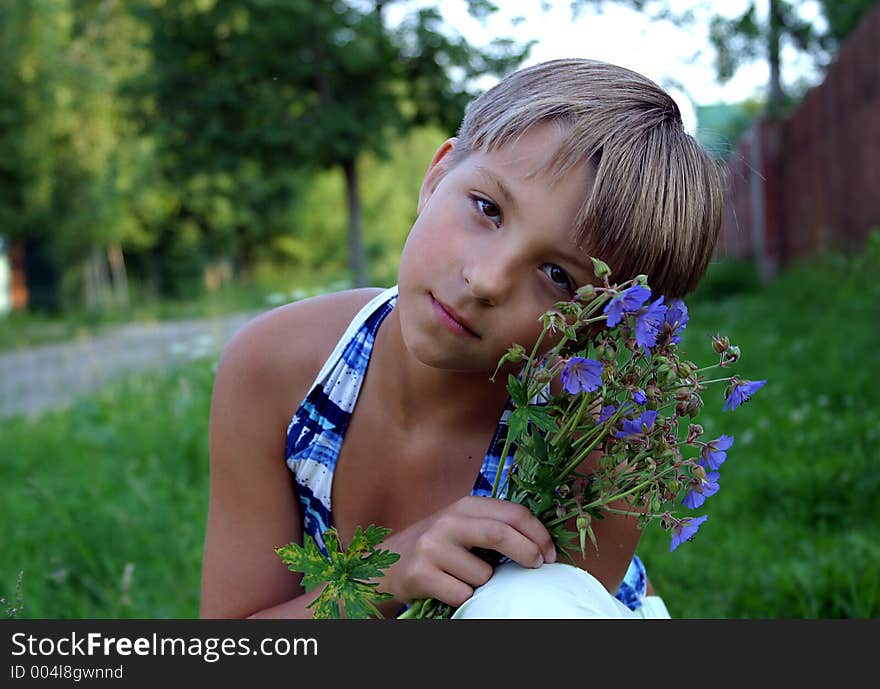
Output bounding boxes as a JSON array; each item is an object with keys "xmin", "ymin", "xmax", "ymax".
[{"xmin": 284, "ymin": 285, "xmax": 647, "ymax": 611}]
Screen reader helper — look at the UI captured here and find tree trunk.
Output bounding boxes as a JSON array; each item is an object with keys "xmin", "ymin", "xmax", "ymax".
[
  {"xmin": 766, "ymin": 0, "xmax": 786, "ymax": 117},
  {"xmin": 107, "ymin": 242, "xmax": 130, "ymax": 308},
  {"xmin": 343, "ymin": 157, "xmax": 368, "ymax": 288},
  {"xmin": 84, "ymin": 246, "xmax": 113, "ymax": 312}
]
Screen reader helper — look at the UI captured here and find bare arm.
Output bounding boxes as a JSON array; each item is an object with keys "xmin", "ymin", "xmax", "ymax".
[
  {"xmin": 200, "ymin": 289, "xmax": 387, "ymax": 619},
  {"xmin": 200, "ymin": 311, "xmax": 307, "ymax": 618},
  {"xmin": 559, "ymin": 448, "xmax": 645, "ymax": 595}
]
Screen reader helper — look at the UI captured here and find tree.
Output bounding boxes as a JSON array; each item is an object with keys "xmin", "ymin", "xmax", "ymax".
[
  {"xmin": 0, "ymin": 0, "xmax": 157, "ymax": 310},
  {"xmin": 139, "ymin": 0, "xmax": 530, "ymax": 288},
  {"xmin": 571, "ymin": 0, "xmax": 878, "ymax": 117}
]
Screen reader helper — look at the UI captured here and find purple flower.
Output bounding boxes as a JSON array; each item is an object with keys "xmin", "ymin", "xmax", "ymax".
[
  {"xmin": 561, "ymin": 357, "xmax": 603, "ymax": 395},
  {"xmin": 603, "ymin": 285, "xmax": 651, "ymax": 328},
  {"xmin": 598, "ymin": 404, "xmax": 617, "ymax": 423},
  {"xmin": 633, "ymin": 389, "xmax": 647, "ymax": 405},
  {"xmin": 615, "ymin": 410, "xmax": 658, "ymax": 438},
  {"xmin": 682, "ymin": 471, "xmax": 720, "ymax": 509},
  {"xmin": 670, "ymin": 515, "xmax": 708, "ymax": 551},
  {"xmin": 635, "ymin": 296, "xmax": 667, "ymax": 354},
  {"xmin": 723, "ymin": 379, "xmax": 767, "ymax": 412},
  {"xmin": 664, "ymin": 299, "xmax": 689, "ymax": 344},
  {"xmin": 700, "ymin": 435, "xmax": 734, "ymax": 470}
]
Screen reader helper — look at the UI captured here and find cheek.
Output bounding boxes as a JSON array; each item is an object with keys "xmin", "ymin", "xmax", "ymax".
[{"xmin": 399, "ymin": 207, "xmax": 463, "ymax": 281}]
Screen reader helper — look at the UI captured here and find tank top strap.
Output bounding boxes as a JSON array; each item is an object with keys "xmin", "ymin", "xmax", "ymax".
[
  {"xmin": 307, "ymin": 285, "xmax": 399, "ymax": 392},
  {"xmin": 284, "ymin": 285, "xmax": 398, "ymax": 556}
]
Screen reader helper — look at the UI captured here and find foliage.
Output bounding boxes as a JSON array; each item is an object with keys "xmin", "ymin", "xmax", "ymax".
[
  {"xmin": 1, "ymin": 0, "xmax": 531, "ymax": 306},
  {"xmin": 309, "ymin": 262, "xmax": 766, "ymax": 619},
  {"xmin": 570, "ymin": 0, "xmax": 878, "ymax": 114},
  {"xmin": 1, "ymin": 247, "xmax": 878, "ymax": 618},
  {"xmin": 276, "ymin": 526, "xmax": 399, "ymax": 619}
]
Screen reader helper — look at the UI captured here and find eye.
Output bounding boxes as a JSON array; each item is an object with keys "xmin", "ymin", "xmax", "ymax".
[
  {"xmin": 541, "ymin": 263, "xmax": 575, "ymax": 293},
  {"xmin": 473, "ymin": 196, "xmax": 502, "ymax": 225}
]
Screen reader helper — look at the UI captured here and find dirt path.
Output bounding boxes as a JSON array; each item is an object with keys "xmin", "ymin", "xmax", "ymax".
[{"xmin": 0, "ymin": 312, "xmax": 258, "ymax": 419}]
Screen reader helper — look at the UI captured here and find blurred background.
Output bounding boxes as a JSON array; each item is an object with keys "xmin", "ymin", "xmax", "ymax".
[{"xmin": 1, "ymin": 0, "xmax": 877, "ymax": 619}]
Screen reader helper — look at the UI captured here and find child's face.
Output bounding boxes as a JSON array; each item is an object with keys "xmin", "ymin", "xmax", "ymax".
[{"xmin": 397, "ymin": 123, "xmax": 596, "ymax": 375}]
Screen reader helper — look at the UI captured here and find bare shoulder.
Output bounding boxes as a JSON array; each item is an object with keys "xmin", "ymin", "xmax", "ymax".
[
  {"xmin": 219, "ymin": 286, "xmax": 387, "ymax": 414},
  {"xmin": 201, "ymin": 286, "xmax": 386, "ymax": 617}
]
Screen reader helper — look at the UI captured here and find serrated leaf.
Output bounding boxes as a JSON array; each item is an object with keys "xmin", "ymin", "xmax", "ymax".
[
  {"xmin": 275, "ymin": 535, "xmax": 335, "ymax": 593},
  {"xmin": 348, "ymin": 548, "xmax": 400, "ymax": 581},
  {"xmin": 527, "ymin": 405, "xmax": 559, "ymax": 435},
  {"xmin": 275, "ymin": 525, "xmax": 399, "ymax": 619},
  {"xmin": 508, "ymin": 407, "xmax": 529, "ymax": 440},
  {"xmin": 508, "ymin": 374, "xmax": 530, "ymax": 407}
]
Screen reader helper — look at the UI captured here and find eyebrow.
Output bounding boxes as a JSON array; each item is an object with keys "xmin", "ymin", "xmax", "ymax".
[
  {"xmin": 473, "ymin": 165, "xmax": 518, "ymax": 215},
  {"xmin": 473, "ymin": 165, "xmax": 592, "ymax": 280}
]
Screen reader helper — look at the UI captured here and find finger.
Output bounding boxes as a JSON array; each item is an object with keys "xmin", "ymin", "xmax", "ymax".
[
  {"xmin": 438, "ymin": 547, "xmax": 495, "ymax": 589},
  {"xmin": 455, "ymin": 497, "xmax": 557, "ymax": 562},
  {"xmin": 454, "ymin": 517, "xmax": 546, "ymax": 570},
  {"xmin": 414, "ymin": 569, "xmax": 475, "ymax": 609}
]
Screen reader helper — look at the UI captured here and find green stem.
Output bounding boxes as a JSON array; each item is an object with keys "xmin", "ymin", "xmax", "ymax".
[
  {"xmin": 491, "ymin": 426, "xmax": 517, "ymax": 499},
  {"xmin": 546, "ymin": 464, "xmax": 679, "ymax": 528},
  {"xmin": 396, "ymin": 599, "xmax": 425, "ymax": 619},
  {"xmin": 550, "ymin": 393, "xmax": 591, "ymax": 445}
]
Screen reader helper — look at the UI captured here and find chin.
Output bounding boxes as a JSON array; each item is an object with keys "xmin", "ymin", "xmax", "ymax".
[{"xmin": 404, "ymin": 333, "xmax": 487, "ymax": 373}]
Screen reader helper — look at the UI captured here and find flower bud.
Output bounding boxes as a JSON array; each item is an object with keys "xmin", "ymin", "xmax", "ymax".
[
  {"xmin": 677, "ymin": 360, "xmax": 697, "ymax": 378},
  {"xmin": 634, "ymin": 274, "xmax": 649, "ymax": 286},
  {"xmin": 657, "ymin": 362, "xmax": 677, "ymax": 385},
  {"xmin": 576, "ymin": 514, "xmax": 591, "ymax": 532},
  {"xmin": 541, "ymin": 310, "xmax": 566, "ymax": 334},
  {"xmin": 712, "ymin": 334, "xmax": 730, "ymax": 353},
  {"xmin": 576, "ymin": 283, "xmax": 596, "ymax": 300},
  {"xmin": 555, "ymin": 504, "xmax": 566, "ymax": 519},
  {"xmin": 687, "ymin": 423, "xmax": 704, "ymax": 443},
  {"xmin": 590, "ymin": 257, "xmax": 612, "ymax": 279},
  {"xmin": 726, "ymin": 345, "xmax": 741, "ymax": 363},
  {"xmin": 676, "ymin": 394, "xmax": 703, "ymax": 418},
  {"xmin": 533, "ymin": 368, "xmax": 553, "ymax": 385},
  {"xmin": 505, "ymin": 343, "xmax": 526, "ymax": 363},
  {"xmin": 596, "ymin": 341, "xmax": 617, "ymax": 360}
]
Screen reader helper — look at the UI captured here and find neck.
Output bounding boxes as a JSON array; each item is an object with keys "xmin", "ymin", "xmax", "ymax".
[{"xmin": 372, "ymin": 308, "xmax": 511, "ymax": 433}]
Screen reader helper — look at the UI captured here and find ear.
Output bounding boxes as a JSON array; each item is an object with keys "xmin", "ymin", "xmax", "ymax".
[{"xmin": 417, "ymin": 137, "xmax": 458, "ymax": 214}]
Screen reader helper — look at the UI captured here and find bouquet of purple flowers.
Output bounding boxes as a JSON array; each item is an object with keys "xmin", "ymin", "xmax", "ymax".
[{"xmin": 278, "ymin": 258, "xmax": 766, "ymax": 619}]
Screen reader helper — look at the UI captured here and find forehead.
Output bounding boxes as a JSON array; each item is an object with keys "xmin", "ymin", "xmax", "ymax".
[{"xmin": 456, "ymin": 124, "xmax": 595, "ymax": 235}]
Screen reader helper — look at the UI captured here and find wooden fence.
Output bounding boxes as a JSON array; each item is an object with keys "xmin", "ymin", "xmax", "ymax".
[{"xmin": 718, "ymin": 2, "xmax": 880, "ymax": 277}]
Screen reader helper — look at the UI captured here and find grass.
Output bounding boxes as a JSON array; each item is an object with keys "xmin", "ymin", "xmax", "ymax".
[
  {"xmin": 636, "ymin": 237, "xmax": 880, "ymax": 617},
  {"xmin": 1, "ymin": 240, "xmax": 878, "ymax": 618},
  {"xmin": 0, "ymin": 359, "xmax": 216, "ymax": 618}
]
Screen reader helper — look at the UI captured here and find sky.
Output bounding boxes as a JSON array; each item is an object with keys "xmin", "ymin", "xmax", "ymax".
[{"xmin": 384, "ymin": 0, "xmax": 828, "ymax": 134}]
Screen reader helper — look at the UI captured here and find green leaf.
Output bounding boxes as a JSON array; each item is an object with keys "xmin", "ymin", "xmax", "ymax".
[
  {"xmin": 526, "ymin": 405, "xmax": 559, "ymax": 435},
  {"xmin": 508, "ymin": 374, "xmax": 530, "ymax": 407},
  {"xmin": 275, "ymin": 525, "xmax": 400, "ymax": 619},
  {"xmin": 508, "ymin": 407, "xmax": 530, "ymax": 441}
]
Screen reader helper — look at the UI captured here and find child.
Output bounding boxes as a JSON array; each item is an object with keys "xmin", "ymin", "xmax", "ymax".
[{"xmin": 200, "ymin": 58, "xmax": 723, "ymax": 619}]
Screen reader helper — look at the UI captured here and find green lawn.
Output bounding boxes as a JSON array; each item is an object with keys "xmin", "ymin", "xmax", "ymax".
[
  {"xmin": 2, "ymin": 242, "xmax": 878, "ymax": 618},
  {"xmin": 637, "ymin": 240, "xmax": 880, "ymax": 618}
]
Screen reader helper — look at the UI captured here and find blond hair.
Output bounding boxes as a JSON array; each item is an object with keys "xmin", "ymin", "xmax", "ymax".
[{"xmin": 449, "ymin": 58, "xmax": 724, "ymax": 298}]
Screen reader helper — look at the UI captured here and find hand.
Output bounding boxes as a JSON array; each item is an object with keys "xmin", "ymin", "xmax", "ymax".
[{"xmin": 377, "ymin": 496, "xmax": 557, "ymax": 608}]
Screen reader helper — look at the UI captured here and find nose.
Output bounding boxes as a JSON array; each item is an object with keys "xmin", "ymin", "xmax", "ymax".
[{"xmin": 462, "ymin": 245, "xmax": 516, "ymax": 306}]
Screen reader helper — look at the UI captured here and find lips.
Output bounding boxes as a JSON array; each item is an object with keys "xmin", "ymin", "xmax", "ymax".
[{"xmin": 430, "ymin": 294, "xmax": 479, "ymax": 338}]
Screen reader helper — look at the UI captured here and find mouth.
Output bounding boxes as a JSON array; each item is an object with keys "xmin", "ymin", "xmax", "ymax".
[{"xmin": 430, "ymin": 294, "xmax": 480, "ymax": 338}]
